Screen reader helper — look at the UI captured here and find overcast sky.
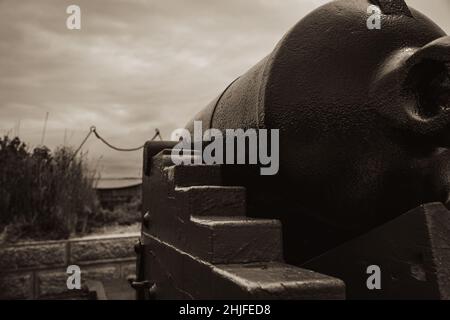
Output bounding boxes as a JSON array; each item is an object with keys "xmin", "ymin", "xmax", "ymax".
[{"xmin": 0, "ymin": 0, "xmax": 449, "ymax": 178}]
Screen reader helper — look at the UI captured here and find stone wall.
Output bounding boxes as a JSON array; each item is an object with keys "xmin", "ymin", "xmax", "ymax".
[{"xmin": 0, "ymin": 233, "xmax": 139, "ymax": 299}]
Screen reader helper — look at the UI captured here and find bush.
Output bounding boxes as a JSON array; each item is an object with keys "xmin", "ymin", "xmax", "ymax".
[
  {"xmin": 91, "ymin": 196, "xmax": 141, "ymax": 228},
  {"xmin": 0, "ymin": 136, "xmax": 99, "ymax": 241}
]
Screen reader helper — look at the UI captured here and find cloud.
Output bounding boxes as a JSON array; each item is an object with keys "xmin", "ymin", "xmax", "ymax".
[{"xmin": 0, "ymin": 0, "xmax": 448, "ymax": 177}]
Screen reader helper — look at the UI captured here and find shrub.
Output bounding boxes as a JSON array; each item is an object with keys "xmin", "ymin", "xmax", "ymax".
[
  {"xmin": 0, "ymin": 136, "xmax": 99, "ymax": 241},
  {"xmin": 91, "ymin": 196, "xmax": 141, "ymax": 228}
]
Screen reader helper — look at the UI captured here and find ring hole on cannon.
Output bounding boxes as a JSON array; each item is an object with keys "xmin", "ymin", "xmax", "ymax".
[{"xmin": 405, "ymin": 59, "xmax": 450, "ymax": 119}]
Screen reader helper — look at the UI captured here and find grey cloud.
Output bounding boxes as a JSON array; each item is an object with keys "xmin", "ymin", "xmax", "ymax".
[{"xmin": 0, "ymin": 0, "xmax": 448, "ymax": 177}]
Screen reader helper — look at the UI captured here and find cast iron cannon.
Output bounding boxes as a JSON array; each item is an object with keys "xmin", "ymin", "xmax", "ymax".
[
  {"xmin": 186, "ymin": 0, "xmax": 450, "ymax": 264},
  {"xmin": 133, "ymin": 0, "xmax": 450, "ymax": 299}
]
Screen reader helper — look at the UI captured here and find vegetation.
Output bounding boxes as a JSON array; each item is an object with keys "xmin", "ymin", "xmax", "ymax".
[
  {"xmin": 91, "ymin": 196, "xmax": 141, "ymax": 228},
  {"xmin": 0, "ymin": 135, "xmax": 140, "ymax": 243}
]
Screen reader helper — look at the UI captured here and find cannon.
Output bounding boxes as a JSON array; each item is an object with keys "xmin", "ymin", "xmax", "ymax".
[{"xmin": 132, "ymin": 0, "xmax": 450, "ymax": 299}]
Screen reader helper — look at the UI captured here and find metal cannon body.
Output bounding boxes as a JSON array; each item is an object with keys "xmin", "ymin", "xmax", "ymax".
[
  {"xmin": 134, "ymin": 0, "xmax": 450, "ymax": 300},
  {"xmin": 187, "ymin": 0, "xmax": 450, "ymax": 264}
]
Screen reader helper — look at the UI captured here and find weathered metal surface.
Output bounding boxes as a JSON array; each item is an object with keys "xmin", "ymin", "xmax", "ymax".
[
  {"xmin": 137, "ymin": 145, "xmax": 345, "ymax": 299},
  {"xmin": 186, "ymin": 0, "xmax": 450, "ymax": 263},
  {"xmin": 145, "ymin": 149, "xmax": 283, "ymax": 265},
  {"xmin": 129, "ymin": 240, "xmax": 149, "ymax": 300},
  {"xmin": 146, "ymin": 234, "xmax": 344, "ymax": 300},
  {"xmin": 370, "ymin": 0, "xmax": 412, "ymax": 16},
  {"xmin": 136, "ymin": 0, "xmax": 450, "ymax": 300},
  {"xmin": 303, "ymin": 203, "xmax": 450, "ymax": 300}
]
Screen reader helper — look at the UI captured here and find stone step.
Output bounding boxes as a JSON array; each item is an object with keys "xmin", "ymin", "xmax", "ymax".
[
  {"xmin": 176, "ymin": 186, "xmax": 246, "ymax": 217},
  {"xmin": 166, "ymin": 164, "xmax": 222, "ymax": 187},
  {"xmin": 190, "ymin": 216, "xmax": 283, "ymax": 263}
]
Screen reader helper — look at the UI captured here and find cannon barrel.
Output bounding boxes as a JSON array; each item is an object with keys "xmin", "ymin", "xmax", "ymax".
[
  {"xmin": 137, "ymin": 0, "xmax": 450, "ymax": 300},
  {"xmin": 186, "ymin": 0, "xmax": 450, "ymax": 263}
]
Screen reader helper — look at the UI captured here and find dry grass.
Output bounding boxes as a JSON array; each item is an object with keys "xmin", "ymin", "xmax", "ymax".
[{"xmin": 0, "ymin": 135, "xmax": 99, "ymax": 241}]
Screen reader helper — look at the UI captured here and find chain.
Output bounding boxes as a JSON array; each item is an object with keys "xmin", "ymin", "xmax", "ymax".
[{"xmin": 71, "ymin": 126, "xmax": 162, "ymax": 160}]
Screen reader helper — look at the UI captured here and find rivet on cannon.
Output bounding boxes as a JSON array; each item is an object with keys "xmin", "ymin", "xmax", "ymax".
[
  {"xmin": 148, "ymin": 283, "xmax": 158, "ymax": 299},
  {"xmin": 143, "ymin": 211, "xmax": 152, "ymax": 228}
]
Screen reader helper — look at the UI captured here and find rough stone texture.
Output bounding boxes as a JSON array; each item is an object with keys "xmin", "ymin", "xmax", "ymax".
[
  {"xmin": 0, "ymin": 243, "xmax": 66, "ymax": 271},
  {"xmin": 120, "ymin": 262, "xmax": 136, "ymax": 279},
  {"xmin": 0, "ymin": 273, "xmax": 33, "ymax": 300},
  {"xmin": 0, "ymin": 235, "xmax": 138, "ymax": 299},
  {"xmin": 37, "ymin": 265, "xmax": 121, "ymax": 298},
  {"xmin": 83, "ymin": 265, "xmax": 122, "ymax": 282},
  {"xmin": 71, "ymin": 237, "xmax": 137, "ymax": 263},
  {"xmin": 37, "ymin": 270, "xmax": 71, "ymax": 298}
]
